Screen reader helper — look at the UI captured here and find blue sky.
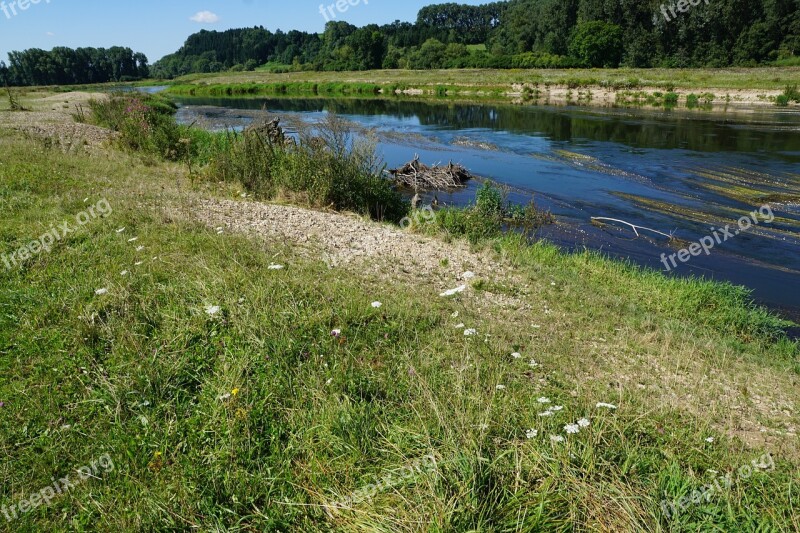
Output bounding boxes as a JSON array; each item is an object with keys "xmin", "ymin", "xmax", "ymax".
[{"xmin": 0, "ymin": 0, "xmax": 491, "ymax": 64}]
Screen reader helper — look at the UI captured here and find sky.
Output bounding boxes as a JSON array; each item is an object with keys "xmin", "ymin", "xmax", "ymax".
[{"xmin": 0, "ymin": 0, "xmax": 492, "ymax": 64}]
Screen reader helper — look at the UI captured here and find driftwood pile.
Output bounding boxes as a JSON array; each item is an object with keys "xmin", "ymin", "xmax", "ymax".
[
  {"xmin": 389, "ymin": 155, "xmax": 471, "ymax": 190},
  {"xmin": 245, "ymin": 117, "xmax": 286, "ymax": 145}
]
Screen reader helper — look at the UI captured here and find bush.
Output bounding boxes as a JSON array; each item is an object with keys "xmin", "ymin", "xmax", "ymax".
[
  {"xmin": 89, "ymin": 93, "xmax": 190, "ymax": 160},
  {"xmin": 210, "ymin": 114, "xmax": 408, "ymax": 222},
  {"xmin": 781, "ymin": 84, "xmax": 800, "ymax": 104},
  {"xmin": 432, "ymin": 182, "xmax": 553, "ymax": 244}
]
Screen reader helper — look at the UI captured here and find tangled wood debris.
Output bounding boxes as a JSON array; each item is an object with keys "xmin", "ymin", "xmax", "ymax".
[
  {"xmin": 388, "ymin": 155, "xmax": 472, "ymax": 190},
  {"xmin": 245, "ymin": 117, "xmax": 287, "ymax": 145}
]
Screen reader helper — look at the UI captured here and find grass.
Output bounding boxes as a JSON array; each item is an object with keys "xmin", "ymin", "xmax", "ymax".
[
  {"xmin": 1, "ymin": 93, "xmax": 799, "ymax": 530},
  {"xmin": 166, "ymin": 67, "xmax": 800, "ymax": 93}
]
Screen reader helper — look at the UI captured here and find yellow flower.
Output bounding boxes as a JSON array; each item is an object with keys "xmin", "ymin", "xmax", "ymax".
[
  {"xmin": 231, "ymin": 388, "xmax": 240, "ymax": 397},
  {"xmin": 154, "ymin": 451, "xmax": 162, "ymax": 458}
]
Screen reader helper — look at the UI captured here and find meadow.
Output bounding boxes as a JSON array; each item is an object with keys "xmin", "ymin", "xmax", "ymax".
[{"xmin": 0, "ymin": 90, "xmax": 798, "ymax": 531}]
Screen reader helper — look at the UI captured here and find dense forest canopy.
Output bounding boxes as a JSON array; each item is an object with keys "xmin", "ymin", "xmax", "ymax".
[
  {"xmin": 2, "ymin": 0, "xmax": 798, "ymax": 86},
  {"xmin": 149, "ymin": 0, "xmax": 799, "ymax": 76},
  {"xmin": 0, "ymin": 47, "xmax": 149, "ymax": 86}
]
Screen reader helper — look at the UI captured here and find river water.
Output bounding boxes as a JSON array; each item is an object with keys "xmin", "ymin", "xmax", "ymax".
[{"xmin": 173, "ymin": 96, "xmax": 800, "ymax": 322}]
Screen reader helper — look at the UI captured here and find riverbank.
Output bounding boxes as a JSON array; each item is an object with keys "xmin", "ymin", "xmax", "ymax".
[
  {"xmin": 162, "ymin": 67, "xmax": 800, "ymax": 109},
  {"xmin": 1, "ymin": 91, "xmax": 798, "ymax": 530}
]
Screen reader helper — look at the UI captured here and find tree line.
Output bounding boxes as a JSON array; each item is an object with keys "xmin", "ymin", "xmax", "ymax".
[
  {"xmin": 150, "ymin": 0, "xmax": 799, "ymax": 77},
  {"xmin": 0, "ymin": 47, "xmax": 149, "ymax": 87},
  {"xmin": 3, "ymin": 0, "xmax": 799, "ymax": 86}
]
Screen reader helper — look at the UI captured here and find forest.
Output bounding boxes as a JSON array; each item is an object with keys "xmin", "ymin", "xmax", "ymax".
[
  {"xmin": 0, "ymin": 47, "xmax": 149, "ymax": 86},
  {"xmin": 148, "ymin": 0, "xmax": 799, "ymax": 77},
  {"xmin": 2, "ymin": 0, "xmax": 799, "ymax": 86}
]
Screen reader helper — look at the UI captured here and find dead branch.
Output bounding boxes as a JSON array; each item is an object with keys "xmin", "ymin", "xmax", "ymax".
[{"xmin": 591, "ymin": 217, "xmax": 676, "ymax": 241}]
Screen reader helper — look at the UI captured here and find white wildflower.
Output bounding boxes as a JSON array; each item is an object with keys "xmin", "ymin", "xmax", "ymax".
[
  {"xmin": 550, "ymin": 435, "xmax": 564, "ymax": 443},
  {"xmin": 128, "ymin": 237, "xmax": 138, "ymax": 243},
  {"xmin": 94, "ymin": 288, "xmax": 108, "ymax": 295},
  {"xmin": 526, "ymin": 429, "xmax": 538, "ymax": 439},
  {"xmin": 529, "ymin": 359, "xmax": 539, "ymax": 368},
  {"xmin": 464, "ymin": 328, "xmax": 477, "ymax": 336},
  {"xmin": 539, "ymin": 411, "xmax": 554, "ymax": 417},
  {"xmin": 537, "ymin": 397, "xmax": 551, "ymax": 404},
  {"xmin": 511, "ymin": 352, "xmax": 522, "ymax": 359},
  {"xmin": 268, "ymin": 264, "xmax": 284, "ymax": 270},
  {"xmin": 371, "ymin": 301, "xmax": 383, "ymax": 308},
  {"xmin": 550, "ymin": 405, "xmax": 564, "ymax": 412},
  {"xmin": 577, "ymin": 418, "xmax": 590, "ymax": 428},
  {"xmin": 564, "ymin": 424, "xmax": 580, "ymax": 434},
  {"xmin": 705, "ymin": 437, "xmax": 714, "ymax": 443},
  {"xmin": 496, "ymin": 385, "xmax": 506, "ymax": 390},
  {"xmin": 454, "ymin": 323, "xmax": 465, "ymax": 329},
  {"xmin": 204, "ymin": 305, "xmax": 221, "ymax": 316},
  {"xmin": 136, "ymin": 246, "xmax": 145, "ymax": 252}
]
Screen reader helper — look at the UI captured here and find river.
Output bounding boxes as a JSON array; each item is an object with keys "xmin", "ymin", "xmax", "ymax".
[{"xmin": 172, "ymin": 96, "xmax": 800, "ymax": 323}]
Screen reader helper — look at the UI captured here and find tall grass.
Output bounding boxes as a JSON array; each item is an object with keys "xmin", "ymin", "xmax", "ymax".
[
  {"xmin": 86, "ymin": 93, "xmax": 408, "ymax": 222},
  {"xmin": 208, "ymin": 114, "xmax": 408, "ymax": 222}
]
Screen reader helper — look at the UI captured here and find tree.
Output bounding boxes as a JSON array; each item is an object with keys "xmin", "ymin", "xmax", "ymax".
[
  {"xmin": 415, "ymin": 38, "xmax": 447, "ymax": 69},
  {"xmin": 568, "ymin": 21, "xmax": 623, "ymax": 68}
]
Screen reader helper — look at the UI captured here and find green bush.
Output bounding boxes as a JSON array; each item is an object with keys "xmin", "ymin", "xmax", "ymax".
[
  {"xmin": 210, "ymin": 114, "xmax": 408, "ymax": 222},
  {"xmin": 430, "ymin": 182, "xmax": 553, "ymax": 244},
  {"xmin": 779, "ymin": 84, "xmax": 800, "ymax": 105}
]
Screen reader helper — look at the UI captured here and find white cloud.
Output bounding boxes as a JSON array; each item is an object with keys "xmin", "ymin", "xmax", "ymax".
[
  {"xmin": 46, "ymin": 32, "xmax": 55, "ymax": 36},
  {"xmin": 190, "ymin": 10, "xmax": 220, "ymax": 24}
]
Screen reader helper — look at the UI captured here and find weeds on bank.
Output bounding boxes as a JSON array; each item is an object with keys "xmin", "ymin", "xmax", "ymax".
[
  {"xmin": 776, "ymin": 84, "xmax": 800, "ymax": 106},
  {"xmin": 209, "ymin": 114, "xmax": 408, "ymax": 222},
  {"xmin": 85, "ymin": 93, "xmax": 408, "ymax": 222}
]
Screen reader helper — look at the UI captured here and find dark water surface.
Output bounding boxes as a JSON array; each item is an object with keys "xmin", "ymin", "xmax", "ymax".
[{"xmin": 174, "ymin": 97, "xmax": 800, "ymax": 322}]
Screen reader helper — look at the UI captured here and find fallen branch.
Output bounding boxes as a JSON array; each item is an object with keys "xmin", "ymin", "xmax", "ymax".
[{"xmin": 591, "ymin": 217, "xmax": 676, "ymax": 241}]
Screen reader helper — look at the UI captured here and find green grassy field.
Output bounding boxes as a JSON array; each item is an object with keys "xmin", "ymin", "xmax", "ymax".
[
  {"xmin": 169, "ymin": 67, "xmax": 800, "ymax": 92},
  {"xmin": 1, "ymin": 93, "xmax": 799, "ymax": 530}
]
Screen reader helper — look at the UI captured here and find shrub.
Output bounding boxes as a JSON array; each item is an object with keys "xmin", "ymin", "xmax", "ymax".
[
  {"xmin": 432, "ymin": 182, "xmax": 553, "ymax": 244},
  {"xmin": 210, "ymin": 114, "xmax": 408, "ymax": 222},
  {"xmin": 781, "ymin": 84, "xmax": 800, "ymax": 104}
]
